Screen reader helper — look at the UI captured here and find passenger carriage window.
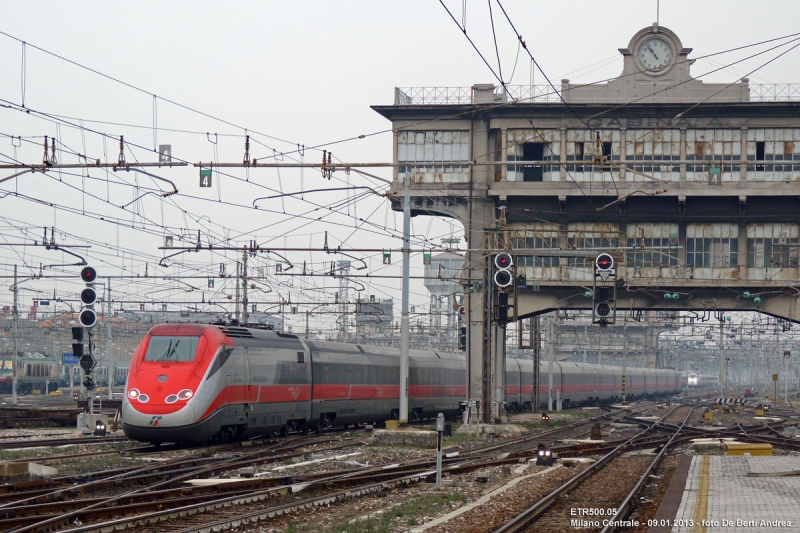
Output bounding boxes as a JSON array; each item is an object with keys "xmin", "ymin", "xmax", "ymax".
[
  {"xmin": 144, "ymin": 336, "xmax": 200, "ymax": 362},
  {"xmin": 297, "ymin": 351, "xmax": 305, "ymax": 364}
]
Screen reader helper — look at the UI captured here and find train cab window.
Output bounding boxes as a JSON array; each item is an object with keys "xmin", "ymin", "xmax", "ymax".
[
  {"xmin": 297, "ymin": 351, "xmax": 305, "ymax": 364},
  {"xmin": 144, "ymin": 336, "xmax": 200, "ymax": 363}
]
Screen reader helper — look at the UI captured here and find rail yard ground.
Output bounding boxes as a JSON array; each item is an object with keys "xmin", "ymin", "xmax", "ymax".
[{"xmin": 0, "ymin": 391, "xmax": 798, "ymax": 533}]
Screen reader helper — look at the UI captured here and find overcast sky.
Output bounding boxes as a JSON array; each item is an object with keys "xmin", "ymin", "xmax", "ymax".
[{"xmin": 1, "ymin": 1, "xmax": 799, "ymax": 337}]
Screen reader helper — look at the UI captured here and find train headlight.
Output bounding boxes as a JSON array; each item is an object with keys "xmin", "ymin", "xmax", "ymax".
[
  {"xmin": 177, "ymin": 389, "xmax": 193, "ymax": 400},
  {"xmin": 138, "ymin": 394, "xmax": 149, "ymax": 403},
  {"xmin": 128, "ymin": 389, "xmax": 140, "ymax": 399}
]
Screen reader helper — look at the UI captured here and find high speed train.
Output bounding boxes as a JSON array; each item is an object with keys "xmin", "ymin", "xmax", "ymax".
[
  {"xmin": 122, "ymin": 324, "xmax": 682, "ymax": 444},
  {"xmin": 687, "ymin": 372, "xmax": 718, "ymax": 387}
]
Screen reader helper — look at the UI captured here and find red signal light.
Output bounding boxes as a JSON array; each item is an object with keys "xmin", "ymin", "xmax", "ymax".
[
  {"xmin": 494, "ymin": 253, "xmax": 513, "ymax": 270},
  {"xmin": 595, "ymin": 253, "xmax": 614, "ymax": 272},
  {"xmin": 81, "ymin": 266, "xmax": 97, "ymax": 283}
]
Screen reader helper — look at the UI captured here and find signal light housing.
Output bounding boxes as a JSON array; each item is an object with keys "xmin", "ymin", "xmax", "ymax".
[
  {"xmin": 497, "ymin": 292, "xmax": 509, "ymax": 323},
  {"xmin": 536, "ymin": 443, "xmax": 555, "ymax": 466},
  {"xmin": 80, "ymin": 287, "xmax": 97, "ymax": 305},
  {"xmin": 494, "ymin": 253, "xmax": 513, "ymax": 270},
  {"xmin": 494, "ymin": 270, "xmax": 512, "ymax": 288},
  {"xmin": 80, "ymin": 266, "xmax": 97, "ymax": 283},
  {"xmin": 595, "ymin": 253, "xmax": 614, "ymax": 272},
  {"xmin": 79, "ymin": 308, "xmax": 97, "ymax": 328},
  {"xmin": 595, "ymin": 302, "xmax": 611, "ymax": 318}
]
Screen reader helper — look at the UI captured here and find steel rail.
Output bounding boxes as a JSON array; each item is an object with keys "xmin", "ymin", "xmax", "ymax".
[
  {"xmin": 598, "ymin": 406, "xmax": 695, "ymax": 533},
  {"xmin": 492, "ymin": 405, "xmax": 690, "ymax": 533}
]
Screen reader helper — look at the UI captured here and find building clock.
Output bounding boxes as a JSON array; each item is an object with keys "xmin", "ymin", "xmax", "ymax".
[{"xmin": 637, "ymin": 37, "xmax": 673, "ymax": 74}]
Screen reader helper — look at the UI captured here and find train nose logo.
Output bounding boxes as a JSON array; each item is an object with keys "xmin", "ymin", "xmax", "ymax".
[
  {"xmin": 288, "ymin": 387, "xmax": 301, "ymax": 400},
  {"xmin": 149, "ymin": 416, "xmax": 163, "ymax": 426}
]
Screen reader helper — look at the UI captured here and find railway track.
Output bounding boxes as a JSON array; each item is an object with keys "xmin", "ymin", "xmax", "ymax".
[
  {"xmin": 492, "ymin": 405, "xmax": 694, "ymax": 533},
  {"xmin": 7, "ymin": 448, "xmax": 517, "ymax": 533},
  {"xmin": 0, "ymin": 434, "xmax": 376, "ymax": 532},
  {"xmin": 461, "ymin": 402, "xmax": 657, "ymax": 458}
]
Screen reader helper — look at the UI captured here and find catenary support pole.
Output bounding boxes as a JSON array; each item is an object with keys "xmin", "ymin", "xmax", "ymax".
[
  {"xmin": 547, "ymin": 316, "xmax": 554, "ymax": 411},
  {"xmin": 399, "ymin": 176, "xmax": 410, "ymax": 426},
  {"xmin": 242, "ymin": 250, "xmax": 249, "ymax": 325},
  {"xmin": 107, "ymin": 278, "xmax": 113, "ymax": 400},
  {"xmin": 11, "ymin": 265, "xmax": 18, "ymax": 406},
  {"xmin": 622, "ymin": 317, "xmax": 627, "ymax": 403}
]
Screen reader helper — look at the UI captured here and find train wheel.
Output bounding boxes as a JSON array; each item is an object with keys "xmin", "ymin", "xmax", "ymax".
[{"xmin": 279, "ymin": 425, "xmax": 289, "ymax": 438}]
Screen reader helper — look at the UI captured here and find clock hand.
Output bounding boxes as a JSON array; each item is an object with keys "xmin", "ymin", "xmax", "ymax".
[{"xmin": 647, "ymin": 45, "xmax": 660, "ymax": 61}]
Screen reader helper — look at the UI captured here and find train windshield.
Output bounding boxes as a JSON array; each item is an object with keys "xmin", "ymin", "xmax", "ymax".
[{"xmin": 144, "ymin": 336, "xmax": 200, "ymax": 363}]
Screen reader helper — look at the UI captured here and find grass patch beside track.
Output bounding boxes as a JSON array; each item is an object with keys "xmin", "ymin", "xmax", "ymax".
[{"xmin": 284, "ymin": 491, "xmax": 468, "ymax": 533}]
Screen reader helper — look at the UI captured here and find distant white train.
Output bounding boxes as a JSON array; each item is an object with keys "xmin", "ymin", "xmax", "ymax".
[{"xmin": 687, "ymin": 372, "xmax": 718, "ymax": 387}]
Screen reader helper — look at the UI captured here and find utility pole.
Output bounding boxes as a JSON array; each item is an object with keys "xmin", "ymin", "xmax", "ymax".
[
  {"xmin": 598, "ymin": 331, "xmax": 602, "ymax": 365},
  {"xmin": 583, "ymin": 324, "xmax": 587, "ymax": 363},
  {"xmin": 547, "ymin": 316, "xmax": 554, "ymax": 411},
  {"xmin": 11, "ymin": 265, "xmax": 18, "ymax": 406},
  {"xmin": 242, "ymin": 250, "xmax": 249, "ymax": 325},
  {"xmin": 234, "ymin": 260, "xmax": 241, "ymax": 323},
  {"xmin": 719, "ymin": 317, "xmax": 725, "ymax": 393},
  {"xmin": 305, "ymin": 311, "xmax": 310, "ymax": 339},
  {"xmin": 622, "ymin": 318, "xmax": 628, "ymax": 403},
  {"xmin": 785, "ymin": 350, "xmax": 790, "ymax": 404},
  {"xmin": 399, "ymin": 175, "xmax": 410, "ymax": 426},
  {"xmin": 106, "ymin": 278, "xmax": 113, "ymax": 399}
]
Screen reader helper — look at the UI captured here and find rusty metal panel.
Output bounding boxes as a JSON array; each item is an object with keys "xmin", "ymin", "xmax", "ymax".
[
  {"xmin": 745, "ymin": 223, "xmax": 799, "ymax": 280},
  {"xmin": 627, "ymin": 129, "xmax": 680, "ymax": 182},
  {"xmin": 397, "ymin": 130, "xmax": 470, "ymax": 184},
  {"xmin": 686, "ymin": 223, "xmax": 739, "ymax": 280},
  {"xmin": 509, "ymin": 223, "xmax": 562, "ymax": 282},
  {"xmin": 625, "ymin": 223, "xmax": 679, "ymax": 280},
  {"xmin": 566, "ymin": 223, "xmax": 619, "ymax": 281}
]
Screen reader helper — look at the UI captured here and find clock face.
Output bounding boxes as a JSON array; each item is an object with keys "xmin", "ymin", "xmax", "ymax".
[{"xmin": 638, "ymin": 38, "xmax": 672, "ymax": 73}]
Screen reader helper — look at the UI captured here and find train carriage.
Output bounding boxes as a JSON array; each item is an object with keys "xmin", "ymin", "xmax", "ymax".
[{"xmin": 122, "ymin": 323, "xmax": 682, "ymax": 444}]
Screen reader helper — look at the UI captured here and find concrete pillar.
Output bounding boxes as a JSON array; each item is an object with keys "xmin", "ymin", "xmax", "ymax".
[
  {"xmin": 559, "ymin": 126, "xmax": 567, "ymax": 182},
  {"xmin": 679, "ymin": 128, "xmax": 687, "ymax": 182},
  {"xmin": 740, "ymin": 127, "xmax": 747, "ymax": 181},
  {"xmin": 501, "ymin": 128, "xmax": 508, "ymax": 182},
  {"xmin": 620, "ymin": 128, "xmax": 627, "ymax": 181},
  {"xmin": 738, "ymin": 223, "xmax": 747, "ymax": 279}
]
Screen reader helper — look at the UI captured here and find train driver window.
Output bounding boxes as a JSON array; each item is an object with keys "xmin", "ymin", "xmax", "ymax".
[
  {"xmin": 297, "ymin": 351, "xmax": 305, "ymax": 364},
  {"xmin": 144, "ymin": 336, "xmax": 200, "ymax": 362}
]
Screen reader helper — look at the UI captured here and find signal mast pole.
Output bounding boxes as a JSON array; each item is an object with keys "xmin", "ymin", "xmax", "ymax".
[
  {"xmin": 11, "ymin": 265, "xmax": 18, "ymax": 406},
  {"xmin": 399, "ymin": 176, "xmax": 410, "ymax": 426},
  {"xmin": 107, "ymin": 279, "xmax": 113, "ymax": 400}
]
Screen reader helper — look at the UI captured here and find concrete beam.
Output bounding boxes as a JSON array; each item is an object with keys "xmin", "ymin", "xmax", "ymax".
[{"xmin": 514, "ymin": 289, "xmax": 800, "ymax": 323}]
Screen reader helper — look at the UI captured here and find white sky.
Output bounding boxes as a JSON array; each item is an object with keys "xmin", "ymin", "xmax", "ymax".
[{"xmin": 1, "ymin": 1, "xmax": 799, "ymax": 337}]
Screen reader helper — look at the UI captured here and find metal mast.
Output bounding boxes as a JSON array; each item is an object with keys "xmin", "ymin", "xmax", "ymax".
[{"xmin": 399, "ymin": 176, "xmax": 411, "ymax": 426}]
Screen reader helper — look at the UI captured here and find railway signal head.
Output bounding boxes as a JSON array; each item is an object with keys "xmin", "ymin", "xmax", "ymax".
[
  {"xmin": 595, "ymin": 302, "xmax": 611, "ymax": 318},
  {"xmin": 536, "ymin": 443, "xmax": 555, "ymax": 466},
  {"xmin": 495, "ymin": 253, "xmax": 513, "ymax": 270},
  {"xmin": 80, "ymin": 266, "xmax": 97, "ymax": 283},
  {"xmin": 80, "ymin": 287, "xmax": 97, "ymax": 306},
  {"xmin": 595, "ymin": 253, "xmax": 614, "ymax": 272},
  {"xmin": 494, "ymin": 253, "xmax": 513, "ymax": 288},
  {"xmin": 78, "ymin": 266, "xmax": 97, "ymax": 328},
  {"xmin": 79, "ymin": 308, "xmax": 97, "ymax": 328}
]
